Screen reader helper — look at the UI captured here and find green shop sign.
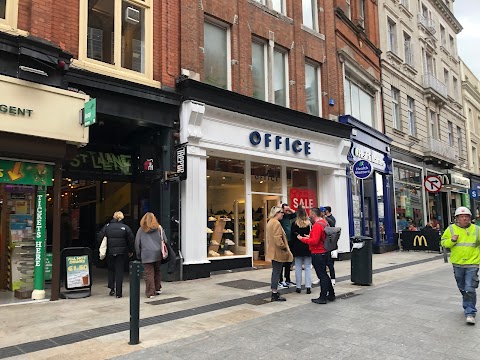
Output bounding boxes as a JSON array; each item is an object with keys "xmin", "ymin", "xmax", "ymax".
[
  {"xmin": 33, "ymin": 186, "xmax": 47, "ymax": 294},
  {"xmin": 0, "ymin": 160, "xmax": 52, "ymax": 186}
]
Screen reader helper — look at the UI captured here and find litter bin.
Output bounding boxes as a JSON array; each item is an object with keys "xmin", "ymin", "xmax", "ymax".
[{"xmin": 351, "ymin": 236, "xmax": 373, "ymax": 285}]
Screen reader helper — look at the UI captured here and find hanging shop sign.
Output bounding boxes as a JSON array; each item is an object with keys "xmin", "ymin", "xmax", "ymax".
[
  {"xmin": 176, "ymin": 143, "xmax": 187, "ymax": 181},
  {"xmin": 448, "ymin": 173, "xmax": 470, "ymax": 189},
  {"xmin": 352, "ymin": 160, "xmax": 373, "ymax": 179},
  {"xmin": 462, "ymin": 193, "xmax": 471, "ymax": 209},
  {"xmin": 32, "ymin": 186, "xmax": 47, "ymax": 299},
  {"xmin": 249, "ymin": 131, "xmax": 311, "ymax": 156},
  {"xmin": 66, "ymin": 255, "xmax": 90, "ymax": 289},
  {"xmin": 424, "ymin": 175, "xmax": 443, "ymax": 193},
  {"xmin": 82, "ymin": 98, "xmax": 96, "ymax": 127},
  {"xmin": 351, "ymin": 143, "xmax": 385, "ymax": 169},
  {"xmin": 0, "ymin": 159, "xmax": 53, "ymax": 186},
  {"xmin": 289, "ymin": 188, "xmax": 318, "ymax": 212}
]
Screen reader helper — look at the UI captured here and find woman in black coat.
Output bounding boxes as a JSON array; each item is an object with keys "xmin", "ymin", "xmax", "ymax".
[{"xmin": 290, "ymin": 207, "xmax": 313, "ymax": 294}]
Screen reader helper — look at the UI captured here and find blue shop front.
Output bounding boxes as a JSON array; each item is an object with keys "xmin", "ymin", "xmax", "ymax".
[{"xmin": 340, "ymin": 116, "xmax": 395, "ymax": 253}]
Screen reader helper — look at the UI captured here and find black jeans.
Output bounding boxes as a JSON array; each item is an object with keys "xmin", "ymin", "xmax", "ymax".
[
  {"xmin": 271, "ymin": 260, "xmax": 284, "ymax": 291},
  {"xmin": 107, "ymin": 254, "xmax": 127, "ymax": 296},
  {"xmin": 279, "ymin": 261, "xmax": 292, "ymax": 282},
  {"xmin": 326, "ymin": 252, "xmax": 336, "ymax": 279},
  {"xmin": 312, "ymin": 253, "xmax": 334, "ymax": 300}
]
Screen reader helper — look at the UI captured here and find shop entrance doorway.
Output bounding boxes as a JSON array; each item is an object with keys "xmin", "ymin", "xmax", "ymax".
[{"xmin": 252, "ymin": 194, "xmax": 281, "ymax": 267}]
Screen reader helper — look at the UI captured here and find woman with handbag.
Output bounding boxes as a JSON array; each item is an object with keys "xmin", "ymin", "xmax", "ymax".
[
  {"xmin": 135, "ymin": 212, "xmax": 167, "ymax": 298},
  {"xmin": 290, "ymin": 207, "xmax": 312, "ymax": 294}
]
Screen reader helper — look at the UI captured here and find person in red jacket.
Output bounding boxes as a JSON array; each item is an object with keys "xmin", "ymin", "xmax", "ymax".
[{"xmin": 297, "ymin": 207, "xmax": 335, "ymax": 304}]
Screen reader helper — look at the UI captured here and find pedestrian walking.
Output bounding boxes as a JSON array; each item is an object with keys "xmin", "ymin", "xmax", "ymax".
[
  {"xmin": 135, "ymin": 212, "xmax": 167, "ymax": 299},
  {"xmin": 278, "ymin": 203, "xmax": 296, "ymax": 288},
  {"xmin": 98, "ymin": 211, "xmax": 135, "ymax": 298},
  {"xmin": 266, "ymin": 206, "xmax": 293, "ymax": 302},
  {"xmin": 441, "ymin": 206, "xmax": 480, "ymax": 325},
  {"xmin": 298, "ymin": 207, "xmax": 335, "ymax": 304},
  {"xmin": 324, "ymin": 206, "xmax": 336, "ymax": 286},
  {"xmin": 290, "ymin": 207, "xmax": 312, "ymax": 294},
  {"xmin": 325, "ymin": 206, "xmax": 336, "ymax": 227}
]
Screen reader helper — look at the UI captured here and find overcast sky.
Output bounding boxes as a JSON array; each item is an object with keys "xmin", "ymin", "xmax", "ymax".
[{"xmin": 454, "ymin": 1, "xmax": 480, "ymax": 78}]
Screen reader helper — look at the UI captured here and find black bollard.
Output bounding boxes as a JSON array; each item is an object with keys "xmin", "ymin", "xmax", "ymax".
[{"xmin": 129, "ymin": 261, "xmax": 141, "ymax": 345}]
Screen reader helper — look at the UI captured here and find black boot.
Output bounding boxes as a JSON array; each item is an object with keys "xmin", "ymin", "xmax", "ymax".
[
  {"xmin": 109, "ymin": 289, "xmax": 115, "ymax": 296},
  {"xmin": 311, "ymin": 298, "xmax": 327, "ymax": 304},
  {"xmin": 271, "ymin": 292, "xmax": 287, "ymax": 302},
  {"xmin": 306, "ymin": 288, "xmax": 311, "ymax": 294}
]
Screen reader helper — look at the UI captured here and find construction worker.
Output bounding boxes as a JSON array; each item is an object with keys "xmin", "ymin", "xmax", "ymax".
[{"xmin": 441, "ymin": 206, "xmax": 480, "ymax": 325}]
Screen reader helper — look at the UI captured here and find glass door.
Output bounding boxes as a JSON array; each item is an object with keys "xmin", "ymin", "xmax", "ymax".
[{"xmin": 251, "ymin": 194, "xmax": 281, "ymax": 264}]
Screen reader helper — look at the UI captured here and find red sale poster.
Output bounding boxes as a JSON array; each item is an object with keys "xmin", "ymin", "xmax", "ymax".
[{"xmin": 289, "ymin": 188, "xmax": 317, "ymax": 213}]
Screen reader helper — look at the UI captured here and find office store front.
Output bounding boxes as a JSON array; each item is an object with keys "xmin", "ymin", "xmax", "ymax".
[{"xmin": 178, "ymin": 99, "xmax": 352, "ymax": 280}]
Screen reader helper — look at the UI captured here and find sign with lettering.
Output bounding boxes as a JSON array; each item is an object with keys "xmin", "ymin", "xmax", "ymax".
[
  {"xmin": 249, "ymin": 131, "xmax": 311, "ymax": 156},
  {"xmin": 351, "ymin": 143, "xmax": 385, "ymax": 169},
  {"xmin": 0, "ymin": 104, "xmax": 33, "ymax": 116},
  {"xmin": 290, "ymin": 188, "xmax": 317, "ymax": 213},
  {"xmin": 352, "ymin": 160, "xmax": 373, "ymax": 179},
  {"xmin": 83, "ymin": 98, "xmax": 96, "ymax": 127},
  {"xmin": 33, "ymin": 186, "xmax": 46, "ymax": 293},
  {"xmin": 176, "ymin": 143, "xmax": 187, "ymax": 181},
  {"xmin": 66, "ymin": 151, "xmax": 132, "ymax": 177},
  {"xmin": 66, "ymin": 255, "xmax": 90, "ymax": 289},
  {"xmin": 0, "ymin": 160, "xmax": 53, "ymax": 186},
  {"xmin": 448, "ymin": 173, "xmax": 470, "ymax": 189}
]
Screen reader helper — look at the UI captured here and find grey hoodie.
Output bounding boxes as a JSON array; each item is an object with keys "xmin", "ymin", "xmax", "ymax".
[{"xmin": 135, "ymin": 227, "xmax": 166, "ymax": 264}]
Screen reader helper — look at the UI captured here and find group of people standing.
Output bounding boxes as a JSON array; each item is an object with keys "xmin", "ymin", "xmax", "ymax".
[
  {"xmin": 267, "ymin": 203, "xmax": 337, "ymax": 304},
  {"xmin": 97, "ymin": 211, "xmax": 171, "ymax": 299}
]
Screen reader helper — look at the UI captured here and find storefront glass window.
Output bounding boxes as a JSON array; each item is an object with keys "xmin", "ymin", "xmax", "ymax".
[
  {"xmin": 286, "ymin": 168, "xmax": 317, "ymax": 212},
  {"xmin": 394, "ymin": 163, "xmax": 424, "ymax": 230},
  {"xmin": 251, "ymin": 162, "xmax": 282, "ymax": 194},
  {"xmin": 121, "ymin": 1, "xmax": 145, "ymax": 73},
  {"xmin": 207, "ymin": 157, "xmax": 246, "ymax": 257},
  {"xmin": 0, "ymin": 0, "xmax": 6, "ymax": 19}
]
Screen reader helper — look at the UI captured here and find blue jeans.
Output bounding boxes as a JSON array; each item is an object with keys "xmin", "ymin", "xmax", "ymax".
[
  {"xmin": 453, "ymin": 266, "xmax": 479, "ymax": 317},
  {"xmin": 294, "ymin": 256, "xmax": 312, "ymax": 289}
]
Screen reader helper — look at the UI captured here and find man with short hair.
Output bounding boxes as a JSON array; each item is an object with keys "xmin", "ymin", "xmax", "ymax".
[
  {"xmin": 441, "ymin": 206, "xmax": 480, "ymax": 325},
  {"xmin": 325, "ymin": 206, "xmax": 336, "ymax": 227},
  {"xmin": 278, "ymin": 203, "xmax": 296, "ymax": 287},
  {"xmin": 298, "ymin": 207, "xmax": 335, "ymax": 304}
]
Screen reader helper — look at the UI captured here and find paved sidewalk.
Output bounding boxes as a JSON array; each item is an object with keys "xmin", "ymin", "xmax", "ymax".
[
  {"xmin": 114, "ymin": 265, "xmax": 480, "ymax": 360},
  {"xmin": 0, "ymin": 252, "xmax": 446, "ymax": 359}
]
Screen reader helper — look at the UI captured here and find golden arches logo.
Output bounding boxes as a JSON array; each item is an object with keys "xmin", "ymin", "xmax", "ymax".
[{"xmin": 413, "ymin": 235, "xmax": 428, "ymax": 247}]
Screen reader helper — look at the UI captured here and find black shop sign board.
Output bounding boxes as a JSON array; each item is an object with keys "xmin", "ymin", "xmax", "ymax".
[{"xmin": 401, "ymin": 230, "xmax": 441, "ymax": 251}]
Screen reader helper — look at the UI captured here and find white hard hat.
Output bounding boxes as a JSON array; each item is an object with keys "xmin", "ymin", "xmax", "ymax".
[{"xmin": 454, "ymin": 206, "xmax": 472, "ymax": 217}]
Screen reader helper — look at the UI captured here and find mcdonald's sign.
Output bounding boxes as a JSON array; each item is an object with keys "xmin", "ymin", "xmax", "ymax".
[{"xmin": 413, "ymin": 235, "xmax": 428, "ymax": 247}]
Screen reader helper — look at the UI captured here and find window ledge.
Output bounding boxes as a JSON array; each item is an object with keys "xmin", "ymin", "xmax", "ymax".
[
  {"xmin": 0, "ymin": 24, "xmax": 29, "ymax": 37},
  {"xmin": 386, "ymin": 51, "xmax": 403, "ymax": 67},
  {"xmin": 408, "ymin": 135, "xmax": 420, "ymax": 143},
  {"xmin": 399, "ymin": 4, "xmax": 414, "ymax": 19},
  {"xmin": 449, "ymin": 55, "xmax": 459, "ymax": 65},
  {"xmin": 301, "ymin": 25, "xmax": 325, "ymax": 40},
  {"xmin": 440, "ymin": 45, "xmax": 450, "ymax": 57},
  {"xmin": 247, "ymin": 0, "xmax": 293, "ymax": 24},
  {"xmin": 71, "ymin": 59, "xmax": 160, "ymax": 88},
  {"xmin": 392, "ymin": 128, "xmax": 406, "ymax": 137}
]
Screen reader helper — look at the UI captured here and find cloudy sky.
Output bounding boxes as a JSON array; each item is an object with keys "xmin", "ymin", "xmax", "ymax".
[{"xmin": 454, "ymin": 1, "xmax": 480, "ymax": 78}]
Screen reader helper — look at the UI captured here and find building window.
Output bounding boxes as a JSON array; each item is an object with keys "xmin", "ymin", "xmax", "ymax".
[
  {"xmin": 449, "ymin": 34, "xmax": 455, "ymax": 55},
  {"xmin": 391, "ymin": 87, "xmax": 401, "ymax": 130},
  {"xmin": 473, "ymin": 146, "xmax": 478, "ymax": 173},
  {"xmin": 344, "ymin": 77, "xmax": 375, "ymax": 127},
  {"xmin": 453, "ymin": 76, "xmax": 458, "ymax": 99},
  {"xmin": 252, "ymin": 41, "xmax": 267, "ymax": 101},
  {"xmin": 458, "ymin": 126, "xmax": 464, "ymax": 158},
  {"xmin": 0, "ymin": 0, "xmax": 18, "ymax": 28},
  {"xmin": 469, "ymin": 108, "xmax": 473, "ymax": 132},
  {"xmin": 273, "ymin": 49, "xmax": 288, "ymax": 107},
  {"xmin": 302, "ymin": 0, "xmax": 318, "ymax": 31},
  {"xmin": 359, "ymin": 0, "xmax": 365, "ymax": 28},
  {"xmin": 404, "ymin": 33, "xmax": 413, "ymax": 66},
  {"xmin": 444, "ymin": 69, "xmax": 449, "ymax": 95},
  {"xmin": 448, "ymin": 121, "xmax": 454, "ymax": 146},
  {"xmin": 430, "ymin": 110, "xmax": 438, "ymax": 139},
  {"xmin": 387, "ymin": 18, "xmax": 397, "ymax": 53},
  {"xmin": 204, "ymin": 21, "xmax": 230, "ymax": 90},
  {"xmin": 85, "ymin": 0, "xmax": 151, "ymax": 74},
  {"xmin": 407, "ymin": 96, "xmax": 415, "ymax": 136},
  {"xmin": 0, "ymin": 0, "xmax": 6, "ymax": 19},
  {"xmin": 305, "ymin": 62, "xmax": 321, "ymax": 116},
  {"xmin": 401, "ymin": 0, "xmax": 409, "ymax": 10},
  {"xmin": 346, "ymin": 0, "xmax": 351, "ymax": 20},
  {"xmin": 271, "ymin": 0, "xmax": 284, "ymax": 14},
  {"xmin": 440, "ymin": 25, "xmax": 446, "ymax": 48}
]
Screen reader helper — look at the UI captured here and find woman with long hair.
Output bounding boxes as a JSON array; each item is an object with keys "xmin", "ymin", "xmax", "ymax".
[
  {"xmin": 290, "ymin": 207, "xmax": 312, "ymax": 294},
  {"xmin": 266, "ymin": 206, "xmax": 293, "ymax": 302},
  {"xmin": 135, "ymin": 212, "xmax": 166, "ymax": 298}
]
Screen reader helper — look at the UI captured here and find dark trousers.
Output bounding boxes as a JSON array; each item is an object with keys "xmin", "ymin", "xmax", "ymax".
[
  {"xmin": 326, "ymin": 253, "xmax": 336, "ymax": 279},
  {"xmin": 107, "ymin": 254, "xmax": 126, "ymax": 296},
  {"xmin": 143, "ymin": 261, "xmax": 162, "ymax": 297},
  {"xmin": 271, "ymin": 260, "xmax": 284, "ymax": 291},
  {"xmin": 279, "ymin": 262, "xmax": 292, "ymax": 282},
  {"xmin": 312, "ymin": 253, "xmax": 334, "ymax": 300}
]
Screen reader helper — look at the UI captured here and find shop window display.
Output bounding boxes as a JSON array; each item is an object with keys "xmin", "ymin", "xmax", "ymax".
[
  {"xmin": 251, "ymin": 162, "xmax": 282, "ymax": 194},
  {"xmin": 394, "ymin": 164, "xmax": 424, "ymax": 230},
  {"xmin": 207, "ymin": 157, "xmax": 246, "ymax": 257},
  {"xmin": 287, "ymin": 168, "xmax": 318, "ymax": 212}
]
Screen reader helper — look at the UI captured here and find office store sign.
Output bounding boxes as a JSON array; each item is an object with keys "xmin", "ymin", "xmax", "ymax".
[{"xmin": 249, "ymin": 131, "xmax": 311, "ymax": 156}]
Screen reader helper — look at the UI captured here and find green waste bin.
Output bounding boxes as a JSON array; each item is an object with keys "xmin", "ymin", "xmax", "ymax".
[{"xmin": 351, "ymin": 236, "xmax": 373, "ymax": 285}]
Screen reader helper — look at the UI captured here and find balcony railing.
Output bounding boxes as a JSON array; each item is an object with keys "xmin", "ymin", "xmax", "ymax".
[
  {"xmin": 423, "ymin": 73, "xmax": 447, "ymax": 98},
  {"xmin": 418, "ymin": 14, "xmax": 436, "ymax": 35},
  {"xmin": 422, "ymin": 137, "xmax": 456, "ymax": 163}
]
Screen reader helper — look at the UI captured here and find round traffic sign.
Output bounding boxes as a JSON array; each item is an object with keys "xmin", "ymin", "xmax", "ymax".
[
  {"xmin": 471, "ymin": 189, "xmax": 479, "ymax": 199},
  {"xmin": 424, "ymin": 175, "xmax": 443, "ymax": 193}
]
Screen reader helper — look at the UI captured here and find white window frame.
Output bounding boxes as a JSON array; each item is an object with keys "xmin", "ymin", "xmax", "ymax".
[
  {"xmin": 430, "ymin": 110, "xmax": 439, "ymax": 139},
  {"xmin": 346, "ymin": 0, "xmax": 351, "ymax": 20},
  {"xmin": 78, "ymin": 0, "xmax": 155, "ymax": 85},
  {"xmin": 251, "ymin": 39, "xmax": 268, "ymax": 101},
  {"xmin": 272, "ymin": 47, "xmax": 289, "ymax": 108},
  {"xmin": 302, "ymin": 0, "xmax": 319, "ymax": 31},
  {"xmin": 447, "ymin": 121, "xmax": 454, "ymax": 146},
  {"xmin": 203, "ymin": 18, "xmax": 232, "ymax": 91},
  {"xmin": 387, "ymin": 18, "xmax": 397, "ymax": 54},
  {"xmin": 391, "ymin": 87, "xmax": 401, "ymax": 130},
  {"xmin": 452, "ymin": 76, "xmax": 458, "ymax": 100},
  {"xmin": 457, "ymin": 126, "xmax": 463, "ymax": 157},
  {"xmin": 344, "ymin": 74, "xmax": 376, "ymax": 128},
  {"xmin": 407, "ymin": 96, "xmax": 415, "ymax": 136},
  {"xmin": 0, "ymin": 0, "xmax": 19, "ymax": 30},
  {"xmin": 472, "ymin": 146, "xmax": 478, "ymax": 173},
  {"xmin": 305, "ymin": 60, "xmax": 322, "ymax": 117},
  {"xmin": 400, "ymin": 0, "xmax": 409, "ymax": 10},
  {"xmin": 449, "ymin": 34, "xmax": 456, "ymax": 55},
  {"xmin": 404, "ymin": 32, "xmax": 413, "ymax": 66},
  {"xmin": 271, "ymin": 0, "xmax": 286, "ymax": 15},
  {"xmin": 440, "ymin": 24, "xmax": 446, "ymax": 47}
]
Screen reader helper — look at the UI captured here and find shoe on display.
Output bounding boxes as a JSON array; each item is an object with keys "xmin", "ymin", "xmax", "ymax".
[
  {"xmin": 225, "ymin": 239, "xmax": 235, "ymax": 246},
  {"xmin": 312, "ymin": 278, "xmax": 320, "ymax": 285},
  {"xmin": 331, "ymin": 279, "xmax": 336, "ymax": 286},
  {"xmin": 206, "ymin": 227, "xmax": 214, "ymax": 233},
  {"xmin": 306, "ymin": 288, "xmax": 312, "ymax": 294},
  {"xmin": 311, "ymin": 298, "xmax": 327, "ymax": 304},
  {"xmin": 224, "ymin": 250, "xmax": 234, "ymax": 256},
  {"xmin": 277, "ymin": 282, "xmax": 288, "ymax": 289},
  {"xmin": 208, "ymin": 216, "xmax": 217, "ymax": 221},
  {"xmin": 208, "ymin": 249, "xmax": 220, "ymax": 257},
  {"xmin": 210, "ymin": 240, "xmax": 220, "ymax": 246},
  {"xmin": 466, "ymin": 316, "xmax": 476, "ymax": 325},
  {"xmin": 271, "ymin": 292, "xmax": 287, "ymax": 302},
  {"xmin": 223, "ymin": 229, "xmax": 234, "ymax": 233}
]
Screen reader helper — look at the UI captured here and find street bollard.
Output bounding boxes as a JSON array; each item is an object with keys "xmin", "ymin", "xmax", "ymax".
[{"xmin": 129, "ymin": 261, "xmax": 142, "ymax": 345}]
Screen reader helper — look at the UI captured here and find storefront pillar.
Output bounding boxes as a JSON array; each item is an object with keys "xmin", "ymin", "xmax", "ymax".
[
  {"xmin": 50, "ymin": 164, "xmax": 62, "ymax": 301},
  {"xmin": 31, "ymin": 186, "xmax": 47, "ymax": 300},
  {"xmin": 181, "ymin": 145, "xmax": 208, "ymax": 266}
]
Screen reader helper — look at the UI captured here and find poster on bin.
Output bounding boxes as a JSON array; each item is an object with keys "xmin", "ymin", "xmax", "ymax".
[
  {"xmin": 66, "ymin": 255, "xmax": 90, "ymax": 289},
  {"xmin": 290, "ymin": 188, "xmax": 317, "ymax": 214}
]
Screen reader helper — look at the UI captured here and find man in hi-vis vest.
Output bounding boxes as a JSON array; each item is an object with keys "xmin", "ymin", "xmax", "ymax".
[{"xmin": 441, "ymin": 206, "xmax": 480, "ymax": 325}]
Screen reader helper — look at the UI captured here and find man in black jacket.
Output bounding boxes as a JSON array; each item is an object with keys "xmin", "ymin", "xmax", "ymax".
[{"xmin": 98, "ymin": 211, "xmax": 134, "ymax": 298}]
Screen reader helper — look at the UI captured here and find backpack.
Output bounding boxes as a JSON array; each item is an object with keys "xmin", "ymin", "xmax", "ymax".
[{"xmin": 319, "ymin": 221, "xmax": 341, "ymax": 252}]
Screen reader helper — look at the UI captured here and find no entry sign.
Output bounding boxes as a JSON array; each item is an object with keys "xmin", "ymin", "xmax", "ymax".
[{"xmin": 424, "ymin": 175, "xmax": 443, "ymax": 193}]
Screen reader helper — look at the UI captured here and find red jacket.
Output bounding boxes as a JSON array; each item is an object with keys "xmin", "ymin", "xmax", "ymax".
[{"xmin": 300, "ymin": 219, "xmax": 327, "ymax": 254}]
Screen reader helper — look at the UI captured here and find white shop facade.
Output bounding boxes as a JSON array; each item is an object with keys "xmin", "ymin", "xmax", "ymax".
[{"xmin": 178, "ymin": 100, "xmax": 352, "ymax": 279}]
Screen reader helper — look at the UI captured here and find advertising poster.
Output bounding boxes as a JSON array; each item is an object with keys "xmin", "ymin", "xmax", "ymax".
[
  {"xmin": 289, "ymin": 188, "xmax": 317, "ymax": 213},
  {"xmin": 352, "ymin": 195, "xmax": 361, "ymax": 218},
  {"xmin": 66, "ymin": 255, "xmax": 90, "ymax": 289}
]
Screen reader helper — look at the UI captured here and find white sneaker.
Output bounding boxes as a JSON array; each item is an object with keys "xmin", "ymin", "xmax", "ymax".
[
  {"xmin": 223, "ymin": 229, "xmax": 233, "ymax": 233},
  {"xmin": 331, "ymin": 279, "xmax": 336, "ymax": 286},
  {"xmin": 312, "ymin": 278, "xmax": 320, "ymax": 285},
  {"xmin": 224, "ymin": 250, "xmax": 234, "ymax": 256},
  {"xmin": 206, "ymin": 227, "xmax": 214, "ymax": 233},
  {"xmin": 208, "ymin": 249, "xmax": 220, "ymax": 257},
  {"xmin": 225, "ymin": 239, "xmax": 235, "ymax": 246},
  {"xmin": 210, "ymin": 240, "xmax": 220, "ymax": 246},
  {"xmin": 466, "ymin": 316, "xmax": 476, "ymax": 325},
  {"xmin": 156, "ymin": 290, "xmax": 162, "ymax": 295}
]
